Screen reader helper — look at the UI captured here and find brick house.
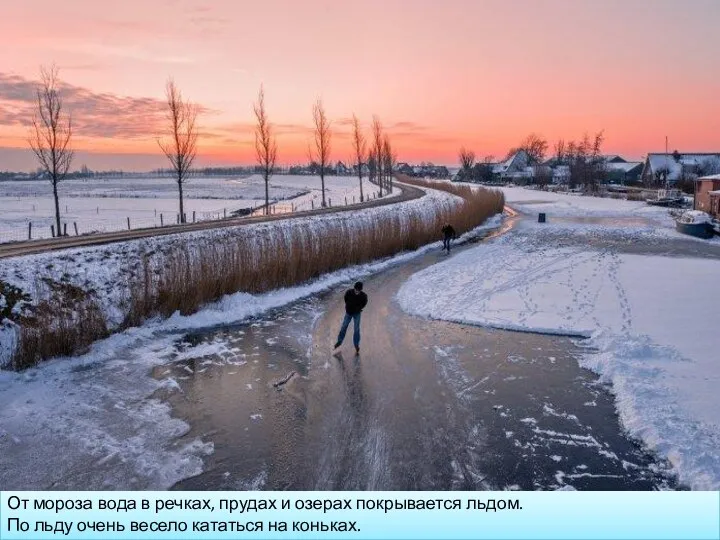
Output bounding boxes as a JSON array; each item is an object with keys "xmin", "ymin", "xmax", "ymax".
[{"xmin": 694, "ymin": 174, "xmax": 720, "ymax": 217}]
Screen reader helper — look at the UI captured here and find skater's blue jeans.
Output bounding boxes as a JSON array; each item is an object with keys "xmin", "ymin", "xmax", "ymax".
[
  {"xmin": 336, "ymin": 312, "xmax": 361, "ymax": 348},
  {"xmin": 443, "ymin": 237, "xmax": 452, "ymax": 252}
]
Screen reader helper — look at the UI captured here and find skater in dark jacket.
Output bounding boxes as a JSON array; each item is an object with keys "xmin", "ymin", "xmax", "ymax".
[
  {"xmin": 334, "ymin": 282, "xmax": 368, "ymax": 354},
  {"xmin": 441, "ymin": 224, "xmax": 456, "ymax": 253}
]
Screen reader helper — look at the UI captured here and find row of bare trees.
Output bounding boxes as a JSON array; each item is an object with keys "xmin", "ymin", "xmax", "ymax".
[
  {"xmin": 27, "ymin": 65, "xmax": 400, "ymax": 234},
  {"xmin": 457, "ymin": 147, "xmax": 495, "ymax": 183},
  {"xmin": 553, "ymin": 132, "xmax": 606, "ymax": 190},
  {"xmin": 367, "ymin": 117, "xmax": 397, "ymax": 197},
  {"xmin": 458, "ymin": 131, "xmax": 607, "ymax": 190}
]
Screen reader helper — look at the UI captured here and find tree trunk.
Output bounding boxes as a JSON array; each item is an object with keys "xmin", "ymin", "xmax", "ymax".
[
  {"xmin": 52, "ymin": 177, "xmax": 61, "ymax": 236},
  {"xmin": 358, "ymin": 172, "xmax": 364, "ymax": 202},
  {"xmin": 178, "ymin": 177, "xmax": 185, "ymax": 224},
  {"xmin": 265, "ymin": 171, "xmax": 270, "ymax": 216},
  {"xmin": 321, "ymin": 171, "xmax": 326, "ymax": 207}
]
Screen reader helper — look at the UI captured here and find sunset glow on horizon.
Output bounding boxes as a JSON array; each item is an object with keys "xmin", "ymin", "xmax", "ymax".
[{"xmin": 1, "ymin": 0, "xmax": 719, "ymax": 171}]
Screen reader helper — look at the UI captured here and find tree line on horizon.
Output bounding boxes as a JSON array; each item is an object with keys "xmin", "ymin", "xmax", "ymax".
[{"xmin": 25, "ymin": 65, "xmax": 399, "ymax": 233}]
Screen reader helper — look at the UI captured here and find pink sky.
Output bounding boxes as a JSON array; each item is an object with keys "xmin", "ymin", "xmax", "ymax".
[{"xmin": 1, "ymin": 0, "xmax": 719, "ymax": 171}]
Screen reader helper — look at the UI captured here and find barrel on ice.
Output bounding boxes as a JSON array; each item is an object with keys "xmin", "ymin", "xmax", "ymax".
[{"xmin": 538, "ymin": 212, "xmax": 546, "ymax": 223}]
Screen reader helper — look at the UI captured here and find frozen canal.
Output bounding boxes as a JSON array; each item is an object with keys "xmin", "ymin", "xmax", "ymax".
[{"xmin": 160, "ymin": 223, "xmax": 680, "ymax": 491}]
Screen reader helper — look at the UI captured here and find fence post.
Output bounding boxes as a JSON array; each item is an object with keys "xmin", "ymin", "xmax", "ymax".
[
  {"xmin": 177, "ymin": 214, "xmax": 180, "ymax": 224},
  {"xmin": 127, "ymin": 217, "xmax": 131, "ymax": 230},
  {"xmin": 183, "ymin": 213, "xmax": 187, "ymax": 223},
  {"xmin": 345, "ymin": 196, "xmax": 347, "ymax": 205},
  {"xmin": 193, "ymin": 211, "xmax": 196, "ymax": 223},
  {"xmin": 154, "ymin": 209, "xmax": 157, "ymax": 217},
  {"xmin": 329, "ymin": 198, "xmax": 332, "ymax": 207},
  {"xmin": 311, "ymin": 200, "xmax": 314, "ymax": 210},
  {"xmin": 74, "ymin": 222, "xmax": 78, "ymax": 236},
  {"xmin": 224, "ymin": 208, "xmax": 226, "ymax": 218},
  {"xmin": 28, "ymin": 222, "xmax": 32, "ymax": 240},
  {"xmin": 160, "ymin": 213, "xmax": 164, "ymax": 226},
  {"xmin": 51, "ymin": 225, "xmax": 55, "ymax": 238},
  {"xmin": 63, "ymin": 223, "xmax": 67, "ymax": 236}
]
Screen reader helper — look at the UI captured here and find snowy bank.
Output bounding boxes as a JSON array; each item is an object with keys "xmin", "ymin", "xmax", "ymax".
[{"xmin": 398, "ymin": 208, "xmax": 720, "ymax": 490}]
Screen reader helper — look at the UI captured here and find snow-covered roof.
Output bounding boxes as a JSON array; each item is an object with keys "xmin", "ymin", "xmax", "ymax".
[
  {"xmin": 646, "ymin": 153, "xmax": 720, "ymax": 181},
  {"xmin": 606, "ymin": 161, "xmax": 642, "ymax": 173},
  {"xmin": 493, "ymin": 150, "xmax": 529, "ymax": 174},
  {"xmin": 708, "ymin": 190, "xmax": 720, "ymax": 195},
  {"xmin": 697, "ymin": 174, "xmax": 720, "ymax": 181}
]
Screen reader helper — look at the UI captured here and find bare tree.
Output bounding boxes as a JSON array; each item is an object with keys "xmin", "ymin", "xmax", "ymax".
[
  {"xmin": 368, "ymin": 153, "xmax": 377, "ymax": 186},
  {"xmin": 371, "ymin": 116, "xmax": 384, "ymax": 196},
  {"xmin": 533, "ymin": 165, "xmax": 553, "ymax": 189},
  {"xmin": 28, "ymin": 64, "xmax": 74, "ymax": 236},
  {"xmin": 589, "ymin": 130, "xmax": 606, "ymax": 191},
  {"xmin": 509, "ymin": 133, "xmax": 548, "ymax": 164},
  {"xmin": 310, "ymin": 99, "xmax": 331, "ymax": 207},
  {"xmin": 459, "ymin": 147, "xmax": 476, "ymax": 181},
  {"xmin": 254, "ymin": 85, "xmax": 278, "ymax": 215},
  {"xmin": 351, "ymin": 114, "xmax": 367, "ymax": 202},
  {"xmin": 477, "ymin": 155, "xmax": 496, "ymax": 183},
  {"xmin": 382, "ymin": 134, "xmax": 396, "ymax": 193},
  {"xmin": 158, "ymin": 79, "xmax": 198, "ymax": 224},
  {"xmin": 554, "ymin": 139, "xmax": 566, "ymax": 163}
]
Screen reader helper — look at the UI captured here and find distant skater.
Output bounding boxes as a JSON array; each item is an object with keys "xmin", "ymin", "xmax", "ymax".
[
  {"xmin": 334, "ymin": 281, "xmax": 368, "ymax": 355},
  {"xmin": 441, "ymin": 223, "xmax": 456, "ymax": 253}
]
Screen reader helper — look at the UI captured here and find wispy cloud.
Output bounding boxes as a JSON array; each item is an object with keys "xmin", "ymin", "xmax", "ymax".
[
  {"xmin": 386, "ymin": 121, "xmax": 430, "ymax": 132},
  {"xmin": 0, "ymin": 72, "xmax": 212, "ymax": 139},
  {"xmin": 217, "ymin": 122, "xmax": 317, "ymax": 138}
]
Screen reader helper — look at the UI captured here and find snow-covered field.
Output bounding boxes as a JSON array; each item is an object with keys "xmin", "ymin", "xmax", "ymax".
[
  {"xmin": 397, "ymin": 187, "xmax": 720, "ymax": 490},
  {"xmin": 0, "ymin": 174, "xmax": 384, "ymax": 242},
  {"xmin": 0, "ymin": 186, "xmax": 503, "ymax": 490}
]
